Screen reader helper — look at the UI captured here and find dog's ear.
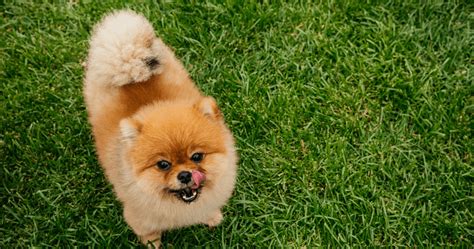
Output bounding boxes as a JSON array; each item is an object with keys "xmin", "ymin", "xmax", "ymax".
[
  {"xmin": 119, "ymin": 118, "xmax": 142, "ymax": 144},
  {"xmin": 195, "ymin": 97, "xmax": 222, "ymax": 120}
]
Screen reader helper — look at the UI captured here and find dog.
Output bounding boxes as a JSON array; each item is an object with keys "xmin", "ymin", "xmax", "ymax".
[{"xmin": 83, "ymin": 10, "xmax": 238, "ymax": 247}]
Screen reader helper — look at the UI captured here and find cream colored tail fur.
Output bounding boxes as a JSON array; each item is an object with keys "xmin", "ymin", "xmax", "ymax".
[{"xmin": 85, "ymin": 10, "xmax": 165, "ymax": 87}]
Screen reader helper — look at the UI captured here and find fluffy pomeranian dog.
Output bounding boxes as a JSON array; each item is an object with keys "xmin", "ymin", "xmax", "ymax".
[{"xmin": 83, "ymin": 10, "xmax": 238, "ymax": 247}]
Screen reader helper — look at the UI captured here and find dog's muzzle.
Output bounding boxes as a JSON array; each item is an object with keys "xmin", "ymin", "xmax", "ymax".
[{"xmin": 170, "ymin": 170, "xmax": 206, "ymax": 203}]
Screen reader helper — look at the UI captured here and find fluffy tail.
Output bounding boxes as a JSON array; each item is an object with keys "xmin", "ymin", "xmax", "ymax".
[{"xmin": 85, "ymin": 10, "xmax": 164, "ymax": 87}]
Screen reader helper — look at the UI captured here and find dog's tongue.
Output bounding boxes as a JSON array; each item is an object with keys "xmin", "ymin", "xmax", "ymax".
[{"xmin": 191, "ymin": 170, "xmax": 206, "ymax": 189}]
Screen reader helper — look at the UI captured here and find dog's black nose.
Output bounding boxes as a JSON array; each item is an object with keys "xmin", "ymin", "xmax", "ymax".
[{"xmin": 177, "ymin": 171, "xmax": 192, "ymax": 184}]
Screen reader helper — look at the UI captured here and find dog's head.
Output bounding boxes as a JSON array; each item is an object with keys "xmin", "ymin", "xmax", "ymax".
[{"xmin": 119, "ymin": 97, "xmax": 235, "ymax": 203}]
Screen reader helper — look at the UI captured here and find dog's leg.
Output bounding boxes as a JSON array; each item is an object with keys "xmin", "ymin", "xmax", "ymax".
[
  {"xmin": 140, "ymin": 231, "xmax": 162, "ymax": 249},
  {"xmin": 205, "ymin": 210, "xmax": 223, "ymax": 227},
  {"xmin": 124, "ymin": 207, "xmax": 162, "ymax": 248}
]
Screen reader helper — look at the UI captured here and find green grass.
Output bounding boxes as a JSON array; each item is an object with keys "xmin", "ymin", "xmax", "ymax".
[{"xmin": 1, "ymin": 0, "xmax": 473, "ymax": 247}]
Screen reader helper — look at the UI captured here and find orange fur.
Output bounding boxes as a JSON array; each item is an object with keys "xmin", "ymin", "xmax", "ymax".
[{"xmin": 83, "ymin": 10, "xmax": 237, "ymax": 247}]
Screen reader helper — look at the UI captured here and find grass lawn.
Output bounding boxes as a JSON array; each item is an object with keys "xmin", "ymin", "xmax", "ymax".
[{"xmin": 1, "ymin": 1, "xmax": 472, "ymax": 247}]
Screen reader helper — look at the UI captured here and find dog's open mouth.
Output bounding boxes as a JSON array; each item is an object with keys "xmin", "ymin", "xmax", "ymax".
[
  {"xmin": 168, "ymin": 170, "xmax": 206, "ymax": 203},
  {"xmin": 169, "ymin": 187, "xmax": 202, "ymax": 203}
]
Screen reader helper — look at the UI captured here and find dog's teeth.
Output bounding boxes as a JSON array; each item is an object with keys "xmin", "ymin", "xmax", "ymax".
[{"xmin": 180, "ymin": 189, "xmax": 198, "ymax": 202}]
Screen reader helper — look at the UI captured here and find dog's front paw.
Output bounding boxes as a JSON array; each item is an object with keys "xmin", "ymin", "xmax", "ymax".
[
  {"xmin": 205, "ymin": 210, "xmax": 223, "ymax": 228},
  {"xmin": 140, "ymin": 231, "xmax": 162, "ymax": 249}
]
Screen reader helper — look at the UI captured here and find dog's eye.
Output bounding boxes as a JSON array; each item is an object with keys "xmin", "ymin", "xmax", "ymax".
[
  {"xmin": 156, "ymin": 160, "xmax": 171, "ymax": 170},
  {"xmin": 190, "ymin": 153, "xmax": 204, "ymax": 163}
]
